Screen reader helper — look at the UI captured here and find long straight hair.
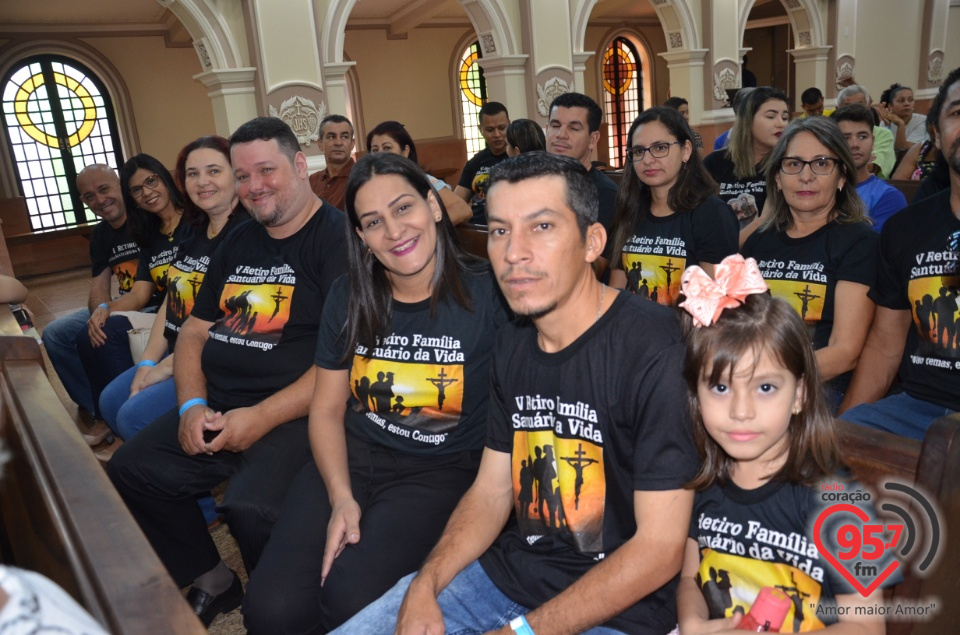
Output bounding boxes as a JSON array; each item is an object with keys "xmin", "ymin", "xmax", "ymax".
[
  {"xmin": 341, "ymin": 152, "xmax": 477, "ymax": 358},
  {"xmin": 119, "ymin": 154, "xmax": 184, "ymax": 247},
  {"xmin": 728, "ymin": 86, "xmax": 789, "ymax": 179},
  {"xmin": 609, "ymin": 107, "xmax": 718, "ymax": 268},
  {"xmin": 681, "ymin": 293, "xmax": 840, "ymax": 489}
]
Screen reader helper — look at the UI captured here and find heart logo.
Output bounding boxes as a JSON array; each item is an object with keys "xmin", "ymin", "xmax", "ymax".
[{"xmin": 813, "ymin": 503, "xmax": 900, "ymax": 596}]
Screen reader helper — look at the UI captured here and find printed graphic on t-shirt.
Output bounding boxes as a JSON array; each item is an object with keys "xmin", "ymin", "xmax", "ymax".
[
  {"xmin": 723, "ymin": 192, "xmax": 759, "ymax": 227},
  {"xmin": 350, "ymin": 332, "xmax": 467, "ymax": 443},
  {"xmin": 509, "ymin": 395, "xmax": 606, "ymax": 552},
  {"xmin": 908, "ymin": 276, "xmax": 960, "ymax": 359},
  {"xmin": 113, "ymin": 259, "xmax": 138, "ymax": 294},
  {"xmin": 697, "ymin": 550, "xmax": 826, "ymax": 632},
  {"xmin": 619, "ymin": 251, "xmax": 685, "ymax": 305},
  {"xmin": 209, "ymin": 280, "xmax": 294, "ymax": 351},
  {"xmin": 165, "ymin": 264, "xmax": 204, "ymax": 322},
  {"xmin": 766, "ymin": 280, "xmax": 826, "ymax": 323},
  {"xmin": 471, "ymin": 168, "xmax": 495, "ymax": 213}
]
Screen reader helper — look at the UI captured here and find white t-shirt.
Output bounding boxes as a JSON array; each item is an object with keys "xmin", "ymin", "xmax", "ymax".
[{"xmin": 0, "ymin": 566, "xmax": 107, "ymax": 634}]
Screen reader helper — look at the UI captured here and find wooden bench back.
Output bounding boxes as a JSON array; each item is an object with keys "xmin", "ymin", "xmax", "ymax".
[
  {"xmin": 0, "ymin": 333, "xmax": 204, "ymax": 634},
  {"xmin": 838, "ymin": 417, "xmax": 960, "ymax": 635}
]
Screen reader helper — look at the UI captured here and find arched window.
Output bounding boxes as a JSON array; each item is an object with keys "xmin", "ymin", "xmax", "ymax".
[
  {"xmin": 1, "ymin": 55, "xmax": 123, "ymax": 231},
  {"xmin": 458, "ymin": 41, "xmax": 488, "ymax": 156},
  {"xmin": 601, "ymin": 37, "xmax": 642, "ymax": 169}
]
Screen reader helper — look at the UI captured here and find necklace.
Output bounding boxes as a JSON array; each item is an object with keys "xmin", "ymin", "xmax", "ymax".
[{"xmin": 595, "ymin": 283, "xmax": 606, "ymax": 323}]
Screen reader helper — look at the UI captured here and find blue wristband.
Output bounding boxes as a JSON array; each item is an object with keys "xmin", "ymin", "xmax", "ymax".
[
  {"xmin": 179, "ymin": 398, "xmax": 208, "ymax": 417},
  {"xmin": 97, "ymin": 303, "xmax": 109, "ymax": 311},
  {"xmin": 509, "ymin": 616, "xmax": 535, "ymax": 635},
  {"xmin": 137, "ymin": 359, "xmax": 156, "ymax": 368}
]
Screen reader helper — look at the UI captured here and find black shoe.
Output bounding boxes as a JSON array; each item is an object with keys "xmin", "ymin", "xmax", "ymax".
[{"xmin": 186, "ymin": 572, "xmax": 243, "ymax": 627}]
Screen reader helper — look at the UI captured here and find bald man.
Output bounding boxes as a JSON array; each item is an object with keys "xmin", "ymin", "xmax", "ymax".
[{"xmin": 41, "ymin": 165, "xmax": 140, "ymax": 443}]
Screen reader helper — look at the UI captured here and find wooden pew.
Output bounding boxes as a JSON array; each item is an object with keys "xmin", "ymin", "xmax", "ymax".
[
  {"xmin": 0, "ymin": 330, "xmax": 204, "ymax": 634},
  {"xmin": 838, "ymin": 417, "xmax": 960, "ymax": 635}
]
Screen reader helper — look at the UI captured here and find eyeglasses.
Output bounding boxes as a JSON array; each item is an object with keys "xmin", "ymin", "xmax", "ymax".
[
  {"xmin": 779, "ymin": 157, "xmax": 840, "ymax": 176},
  {"xmin": 945, "ymin": 230, "xmax": 960, "ymax": 275},
  {"xmin": 129, "ymin": 174, "xmax": 162, "ymax": 199},
  {"xmin": 627, "ymin": 141, "xmax": 680, "ymax": 163}
]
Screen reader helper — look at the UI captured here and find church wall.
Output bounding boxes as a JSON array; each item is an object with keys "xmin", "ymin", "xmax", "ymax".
[
  {"xmin": 344, "ymin": 27, "xmax": 472, "ymax": 145},
  {"xmin": 945, "ymin": 4, "xmax": 960, "ymax": 81},
  {"xmin": 80, "ymin": 36, "xmax": 216, "ymax": 167},
  {"xmin": 852, "ymin": 2, "xmax": 923, "ymax": 107}
]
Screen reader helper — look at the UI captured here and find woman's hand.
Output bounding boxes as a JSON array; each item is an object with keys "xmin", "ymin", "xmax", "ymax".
[
  {"xmin": 129, "ymin": 365, "xmax": 153, "ymax": 397},
  {"xmin": 322, "ymin": 497, "xmax": 362, "ymax": 585},
  {"xmin": 678, "ymin": 612, "xmax": 743, "ymax": 635}
]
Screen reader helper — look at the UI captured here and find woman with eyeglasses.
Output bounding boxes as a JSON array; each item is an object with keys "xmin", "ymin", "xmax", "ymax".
[
  {"xmin": 76, "ymin": 154, "xmax": 192, "ymax": 426},
  {"xmin": 741, "ymin": 117, "xmax": 878, "ymax": 406},
  {"xmin": 608, "ymin": 107, "xmax": 738, "ymax": 302},
  {"xmin": 704, "ymin": 86, "xmax": 791, "ymax": 228}
]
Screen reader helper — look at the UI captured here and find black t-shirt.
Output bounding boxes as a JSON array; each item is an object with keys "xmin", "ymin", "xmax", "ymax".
[
  {"xmin": 191, "ymin": 203, "xmax": 347, "ymax": 411},
  {"xmin": 871, "ymin": 190, "xmax": 960, "ymax": 410},
  {"xmin": 135, "ymin": 220, "xmax": 192, "ymax": 309},
  {"xmin": 691, "ymin": 476, "xmax": 898, "ymax": 631},
  {"xmin": 703, "ymin": 150, "xmax": 767, "ymax": 229},
  {"xmin": 163, "ymin": 211, "xmax": 250, "ymax": 349},
  {"xmin": 617, "ymin": 196, "xmax": 738, "ymax": 304},
  {"xmin": 458, "ymin": 148, "xmax": 509, "ymax": 224},
  {"xmin": 314, "ymin": 266, "xmax": 510, "ymax": 455},
  {"xmin": 590, "ymin": 166, "xmax": 619, "ymax": 233},
  {"xmin": 479, "ymin": 292, "xmax": 699, "ymax": 634},
  {"xmin": 743, "ymin": 221, "xmax": 877, "ymax": 350},
  {"xmin": 89, "ymin": 220, "xmax": 140, "ymax": 296}
]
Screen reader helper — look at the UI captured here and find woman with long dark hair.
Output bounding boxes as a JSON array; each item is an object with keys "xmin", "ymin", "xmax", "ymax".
[
  {"xmin": 366, "ymin": 120, "xmax": 473, "ymax": 224},
  {"xmin": 243, "ymin": 152, "xmax": 509, "ymax": 634},
  {"xmin": 98, "ymin": 137, "xmax": 248, "ymax": 450},
  {"xmin": 608, "ymin": 107, "xmax": 738, "ymax": 302},
  {"xmin": 76, "ymin": 154, "xmax": 191, "ymax": 423}
]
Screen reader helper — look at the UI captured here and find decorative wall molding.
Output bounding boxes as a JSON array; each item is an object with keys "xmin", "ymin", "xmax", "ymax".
[
  {"xmin": 536, "ymin": 77, "xmax": 572, "ymax": 117},
  {"xmin": 267, "ymin": 95, "xmax": 325, "ymax": 146},
  {"xmin": 928, "ymin": 50, "xmax": 944, "ymax": 84}
]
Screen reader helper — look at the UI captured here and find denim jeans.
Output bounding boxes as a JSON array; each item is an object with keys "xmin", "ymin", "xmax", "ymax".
[
  {"xmin": 331, "ymin": 560, "xmax": 626, "ymax": 635},
  {"xmin": 841, "ymin": 392, "xmax": 957, "ymax": 440},
  {"xmin": 41, "ymin": 309, "xmax": 96, "ymax": 415},
  {"xmin": 76, "ymin": 315, "xmax": 136, "ymax": 416},
  {"xmin": 99, "ymin": 366, "xmax": 218, "ymax": 525}
]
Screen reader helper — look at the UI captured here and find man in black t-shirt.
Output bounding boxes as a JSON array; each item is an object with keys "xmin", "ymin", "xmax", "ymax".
[
  {"xmin": 839, "ymin": 67, "xmax": 960, "ymax": 440},
  {"xmin": 108, "ymin": 117, "xmax": 347, "ymax": 627},
  {"xmin": 41, "ymin": 165, "xmax": 138, "ymax": 438},
  {"xmin": 455, "ymin": 101, "xmax": 510, "ymax": 223},
  {"xmin": 546, "ymin": 92, "xmax": 618, "ymax": 236},
  {"xmin": 336, "ymin": 153, "xmax": 697, "ymax": 635}
]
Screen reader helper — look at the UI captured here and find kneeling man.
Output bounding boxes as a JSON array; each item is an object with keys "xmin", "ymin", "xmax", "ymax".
[{"xmin": 335, "ymin": 152, "xmax": 698, "ymax": 634}]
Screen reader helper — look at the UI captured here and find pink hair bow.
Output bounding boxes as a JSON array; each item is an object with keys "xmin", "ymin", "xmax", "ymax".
[{"xmin": 679, "ymin": 254, "xmax": 768, "ymax": 327}]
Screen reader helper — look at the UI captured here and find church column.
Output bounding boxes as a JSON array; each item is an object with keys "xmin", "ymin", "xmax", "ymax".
[
  {"xmin": 788, "ymin": 46, "xmax": 831, "ymax": 105},
  {"xmin": 476, "ymin": 55, "xmax": 530, "ymax": 120},
  {"xmin": 518, "ymin": 0, "xmax": 577, "ymax": 124},
  {"xmin": 700, "ymin": 0, "xmax": 744, "ymax": 130},
  {"xmin": 193, "ymin": 68, "xmax": 258, "ymax": 136},
  {"xmin": 659, "ymin": 49, "xmax": 709, "ymax": 124}
]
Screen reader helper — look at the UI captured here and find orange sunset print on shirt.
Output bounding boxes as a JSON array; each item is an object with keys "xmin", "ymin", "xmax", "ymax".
[
  {"xmin": 166, "ymin": 264, "xmax": 205, "ymax": 322},
  {"xmin": 766, "ymin": 280, "xmax": 826, "ymax": 323},
  {"xmin": 214, "ymin": 283, "xmax": 294, "ymax": 345},
  {"xmin": 113, "ymin": 259, "xmax": 138, "ymax": 294},
  {"xmin": 619, "ymin": 253, "xmax": 685, "ymax": 305}
]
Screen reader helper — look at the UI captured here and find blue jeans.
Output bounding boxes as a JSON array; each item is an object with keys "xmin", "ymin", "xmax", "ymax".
[
  {"xmin": 331, "ymin": 560, "xmax": 626, "ymax": 635},
  {"xmin": 76, "ymin": 315, "xmax": 136, "ymax": 416},
  {"xmin": 99, "ymin": 366, "xmax": 218, "ymax": 526},
  {"xmin": 41, "ymin": 309, "xmax": 96, "ymax": 415},
  {"xmin": 841, "ymin": 392, "xmax": 957, "ymax": 440}
]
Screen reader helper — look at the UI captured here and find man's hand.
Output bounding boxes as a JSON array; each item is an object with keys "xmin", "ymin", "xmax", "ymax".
[
  {"xmin": 395, "ymin": 577, "xmax": 446, "ymax": 635},
  {"xmin": 321, "ymin": 498, "xmax": 362, "ymax": 585},
  {"xmin": 202, "ymin": 406, "xmax": 268, "ymax": 453},
  {"xmin": 178, "ymin": 404, "xmax": 220, "ymax": 455},
  {"xmin": 679, "ymin": 613, "xmax": 744, "ymax": 635},
  {"xmin": 87, "ymin": 305, "xmax": 110, "ymax": 347}
]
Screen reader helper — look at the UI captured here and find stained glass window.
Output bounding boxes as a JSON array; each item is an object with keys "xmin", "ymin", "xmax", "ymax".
[
  {"xmin": 459, "ymin": 41, "xmax": 488, "ymax": 156},
  {"xmin": 602, "ymin": 38, "xmax": 642, "ymax": 169},
  {"xmin": 2, "ymin": 55, "xmax": 123, "ymax": 231}
]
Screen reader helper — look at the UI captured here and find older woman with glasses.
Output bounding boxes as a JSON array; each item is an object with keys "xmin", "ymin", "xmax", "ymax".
[
  {"xmin": 608, "ymin": 107, "xmax": 738, "ymax": 303},
  {"xmin": 75, "ymin": 154, "xmax": 191, "ymax": 428},
  {"xmin": 741, "ymin": 117, "xmax": 879, "ymax": 406}
]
